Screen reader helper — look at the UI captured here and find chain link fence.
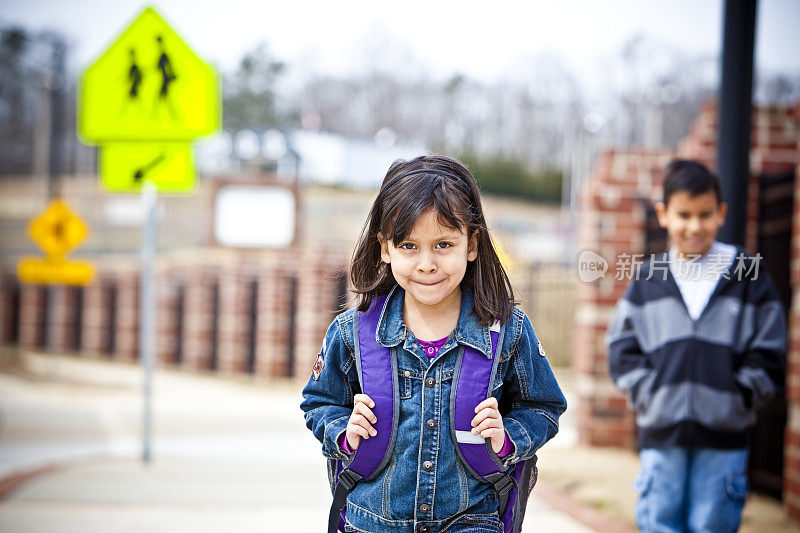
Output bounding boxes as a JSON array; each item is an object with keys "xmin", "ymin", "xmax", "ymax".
[{"xmin": 510, "ymin": 262, "xmax": 576, "ymax": 369}]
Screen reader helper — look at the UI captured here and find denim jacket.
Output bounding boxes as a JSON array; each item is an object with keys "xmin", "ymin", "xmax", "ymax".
[{"xmin": 301, "ymin": 285, "xmax": 567, "ymax": 532}]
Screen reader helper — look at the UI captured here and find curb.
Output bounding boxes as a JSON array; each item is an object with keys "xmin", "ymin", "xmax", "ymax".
[
  {"xmin": 0, "ymin": 454, "xmax": 116, "ymax": 501},
  {"xmin": 535, "ymin": 480, "xmax": 637, "ymax": 533},
  {"xmin": 0, "ymin": 463, "xmax": 64, "ymax": 501}
]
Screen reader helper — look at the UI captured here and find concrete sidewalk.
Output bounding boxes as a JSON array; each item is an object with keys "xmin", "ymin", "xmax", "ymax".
[{"xmin": 0, "ymin": 349, "xmax": 599, "ymax": 533}]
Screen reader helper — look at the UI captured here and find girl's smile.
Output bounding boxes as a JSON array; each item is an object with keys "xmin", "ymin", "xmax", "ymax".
[{"xmin": 379, "ymin": 208, "xmax": 478, "ymax": 316}]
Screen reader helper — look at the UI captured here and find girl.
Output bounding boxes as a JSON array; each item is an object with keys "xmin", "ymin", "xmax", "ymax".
[{"xmin": 301, "ymin": 155, "xmax": 566, "ymax": 532}]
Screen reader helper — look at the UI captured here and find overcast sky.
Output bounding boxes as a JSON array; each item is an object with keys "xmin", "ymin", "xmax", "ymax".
[{"xmin": 2, "ymin": 0, "xmax": 798, "ymax": 94}]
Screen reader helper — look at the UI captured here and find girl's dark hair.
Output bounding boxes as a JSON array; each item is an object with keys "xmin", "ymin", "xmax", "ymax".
[{"xmin": 350, "ymin": 154, "xmax": 516, "ymax": 325}]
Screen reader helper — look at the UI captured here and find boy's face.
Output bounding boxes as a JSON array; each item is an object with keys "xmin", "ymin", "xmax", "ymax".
[{"xmin": 656, "ymin": 191, "xmax": 727, "ymax": 258}]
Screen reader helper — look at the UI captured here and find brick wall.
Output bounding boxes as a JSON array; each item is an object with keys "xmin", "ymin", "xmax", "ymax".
[{"xmin": 1, "ymin": 245, "xmax": 349, "ymax": 381}]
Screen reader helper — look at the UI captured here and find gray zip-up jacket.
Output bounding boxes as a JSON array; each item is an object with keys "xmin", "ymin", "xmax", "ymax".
[{"xmin": 607, "ymin": 249, "xmax": 786, "ymax": 449}]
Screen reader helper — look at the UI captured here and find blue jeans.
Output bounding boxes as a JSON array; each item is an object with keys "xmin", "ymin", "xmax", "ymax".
[{"xmin": 635, "ymin": 448, "xmax": 749, "ymax": 533}]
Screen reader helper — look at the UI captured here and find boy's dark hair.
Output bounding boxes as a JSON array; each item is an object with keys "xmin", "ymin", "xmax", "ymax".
[
  {"xmin": 663, "ymin": 159, "xmax": 723, "ymax": 205},
  {"xmin": 350, "ymin": 154, "xmax": 516, "ymax": 325}
]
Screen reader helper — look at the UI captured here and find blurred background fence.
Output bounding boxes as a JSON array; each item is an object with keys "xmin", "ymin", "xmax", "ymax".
[{"xmin": 0, "ymin": 256, "xmax": 576, "ymax": 378}]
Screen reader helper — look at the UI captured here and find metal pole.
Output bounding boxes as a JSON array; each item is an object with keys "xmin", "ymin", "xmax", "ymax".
[
  {"xmin": 717, "ymin": 0, "xmax": 757, "ymax": 246},
  {"xmin": 48, "ymin": 37, "xmax": 66, "ymax": 201},
  {"xmin": 140, "ymin": 179, "xmax": 157, "ymax": 463},
  {"xmin": 45, "ymin": 37, "xmax": 68, "ymax": 352}
]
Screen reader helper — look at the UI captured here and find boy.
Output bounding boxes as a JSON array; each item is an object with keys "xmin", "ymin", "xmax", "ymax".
[{"xmin": 607, "ymin": 159, "xmax": 786, "ymax": 533}]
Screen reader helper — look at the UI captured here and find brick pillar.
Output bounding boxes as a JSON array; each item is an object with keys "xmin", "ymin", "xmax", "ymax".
[
  {"xmin": 255, "ymin": 259, "xmax": 292, "ymax": 378},
  {"xmin": 784, "ymin": 108, "xmax": 800, "ymax": 522},
  {"xmin": 114, "ymin": 273, "xmax": 139, "ymax": 362},
  {"xmin": 82, "ymin": 275, "xmax": 112, "ymax": 357},
  {"xmin": 49, "ymin": 285, "xmax": 79, "ymax": 353},
  {"xmin": 18, "ymin": 283, "xmax": 46, "ymax": 351},
  {"xmin": 217, "ymin": 268, "xmax": 249, "ymax": 374},
  {"xmin": 574, "ymin": 150, "xmax": 673, "ymax": 448},
  {"xmin": 293, "ymin": 250, "xmax": 338, "ymax": 379},
  {"xmin": 0, "ymin": 274, "xmax": 21, "ymax": 345},
  {"xmin": 156, "ymin": 270, "xmax": 182, "ymax": 365},
  {"xmin": 182, "ymin": 266, "xmax": 218, "ymax": 370}
]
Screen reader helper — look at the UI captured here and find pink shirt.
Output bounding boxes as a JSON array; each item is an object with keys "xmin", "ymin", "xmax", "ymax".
[{"xmin": 340, "ymin": 334, "xmax": 514, "ymax": 457}]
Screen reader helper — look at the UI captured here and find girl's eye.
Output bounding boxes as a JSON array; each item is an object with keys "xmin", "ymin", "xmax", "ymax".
[
  {"xmin": 399, "ymin": 243, "xmax": 416, "ymax": 250},
  {"xmin": 436, "ymin": 242, "xmax": 452, "ymax": 249}
]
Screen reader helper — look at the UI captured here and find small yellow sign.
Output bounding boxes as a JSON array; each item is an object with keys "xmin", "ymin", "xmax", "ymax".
[
  {"xmin": 491, "ymin": 236, "xmax": 515, "ymax": 272},
  {"xmin": 17, "ymin": 257, "xmax": 94, "ymax": 286},
  {"xmin": 29, "ymin": 199, "xmax": 89, "ymax": 257},
  {"xmin": 100, "ymin": 142, "xmax": 195, "ymax": 193},
  {"xmin": 78, "ymin": 6, "xmax": 219, "ymax": 143}
]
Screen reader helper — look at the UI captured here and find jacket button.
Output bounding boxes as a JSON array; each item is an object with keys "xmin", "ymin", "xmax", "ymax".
[
  {"xmin": 423, "ymin": 460, "xmax": 433, "ymax": 471},
  {"xmin": 425, "ymin": 377, "xmax": 435, "ymax": 387},
  {"xmin": 419, "ymin": 526, "xmax": 430, "ymax": 533},
  {"xmin": 404, "ymin": 370, "xmax": 411, "ymax": 377},
  {"xmin": 419, "ymin": 503, "xmax": 430, "ymax": 513},
  {"xmin": 426, "ymin": 419, "xmax": 437, "ymax": 430}
]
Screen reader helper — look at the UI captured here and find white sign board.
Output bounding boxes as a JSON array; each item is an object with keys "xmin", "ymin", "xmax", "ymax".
[{"xmin": 214, "ymin": 185, "xmax": 295, "ymax": 248}]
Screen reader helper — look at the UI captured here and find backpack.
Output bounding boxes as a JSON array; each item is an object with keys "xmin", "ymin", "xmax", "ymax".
[{"xmin": 327, "ymin": 294, "xmax": 538, "ymax": 533}]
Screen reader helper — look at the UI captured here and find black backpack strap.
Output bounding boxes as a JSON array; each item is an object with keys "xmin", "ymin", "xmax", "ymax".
[{"xmin": 328, "ymin": 468, "xmax": 362, "ymax": 533}]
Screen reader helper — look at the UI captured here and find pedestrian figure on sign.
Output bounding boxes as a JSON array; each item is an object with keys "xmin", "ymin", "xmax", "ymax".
[
  {"xmin": 128, "ymin": 48, "xmax": 142, "ymax": 98},
  {"xmin": 119, "ymin": 48, "xmax": 144, "ymax": 118},
  {"xmin": 153, "ymin": 34, "xmax": 181, "ymax": 122}
]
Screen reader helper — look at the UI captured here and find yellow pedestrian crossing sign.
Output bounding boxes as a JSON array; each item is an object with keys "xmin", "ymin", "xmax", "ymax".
[
  {"xmin": 78, "ymin": 6, "xmax": 219, "ymax": 193},
  {"xmin": 18, "ymin": 257, "xmax": 94, "ymax": 286},
  {"xmin": 78, "ymin": 6, "xmax": 218, "ymax": 142},
  {"xmin": 100, "ymin": 142, "xmax": 195, "ymax": 193},
  {"xmin": 17, "ymin": 199, "xmax": 95, "ymax": 286},
  {"xmin": 29, "ymin": 199, "xmax": 89, "ymax": 257}
]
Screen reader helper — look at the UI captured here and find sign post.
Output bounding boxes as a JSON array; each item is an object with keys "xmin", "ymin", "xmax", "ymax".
[
  {"xmin": 78, "ymin": 6, "xmax": 219, "ymax": 463},
  {"xmin": 140, "ymin": 179, "xmax": 157, "ymax": 463}
]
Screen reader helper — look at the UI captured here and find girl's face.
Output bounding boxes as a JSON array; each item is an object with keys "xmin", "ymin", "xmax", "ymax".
[{"xmin": 379, "ymin": 209, "xmax": 478, "ymax": 313}]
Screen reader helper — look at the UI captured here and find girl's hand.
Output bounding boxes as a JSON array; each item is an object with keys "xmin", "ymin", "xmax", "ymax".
[
  {"xmin": 345, "ymin": 394, "xmax": 377, "ymax": 452},
  {"xmin": 471, "ymin": 396, "xmax": 505, "ymax": 454}
]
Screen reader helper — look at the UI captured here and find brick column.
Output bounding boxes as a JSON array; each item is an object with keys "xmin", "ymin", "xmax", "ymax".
[
  {"xmin": 156, "ymin": 270, "xmax": 182, "ymax": 366},
  {"xmin": 82, "ymin": 275, "xmax": 112, "ymax": 357},
  {"xmin": 18, "ymin": 283, "xmax": 46, "ymax": 351},
  {"xmin": 182, "ymin": 266, "xmax": 218, "ymax": 370},
  {"xmin": 293, "ymin": 249, "xmax": 343, "ymax": 379},
  {"xmin": 574, "ymin": 150, "xmax": 673, "ymax": 448},
  {"xmin": 114, "ymin": 273, "xmax": 140, "ymax": 362},
  {"xmin": 217, "ymin": 267, "xmax": 250, "ymax": 374},
  {"xmin": 255, "ymin": 258, "xmax": 292, "ymax": 378},
  {"xmin": 0, "ymin": 274, "xmax": 21, "ymax": 345},
  {"xmin": 784, "ymin": 108, "xmax": 800, "ymax": 522},
  {"xmin": 49, "ymin": 285, "xmax": 80, "ymax": 354}
]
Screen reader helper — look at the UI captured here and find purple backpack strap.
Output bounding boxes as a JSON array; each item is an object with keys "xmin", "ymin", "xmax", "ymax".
[
  {"xmin": 327, "ymin": 294, "xmax": 398, "ymax": 533},
  {"xmin": 346, "ymin": 292, "xmax": 398, "ymax": 479},
  {"xmin": 450, "ymin": 321, "xmax": 517, "ymax": 506}
]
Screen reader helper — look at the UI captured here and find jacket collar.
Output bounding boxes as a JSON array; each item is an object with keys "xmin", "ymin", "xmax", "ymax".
[{"xmin": 375, "ymin": 284, "xmax": 494, "ymax": 359}]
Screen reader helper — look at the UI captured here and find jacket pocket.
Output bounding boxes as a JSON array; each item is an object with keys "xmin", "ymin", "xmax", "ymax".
[
  {"xmin": 631, "ymin": 370, "xmax": 657, "ymax": 412},
  {"xmin": 725, "ymin": 472, "xmax": 748, "ymax": 502},
  {"xmin": 633, "ymin": 468, "xmax": 653, "ymax": 495}
]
